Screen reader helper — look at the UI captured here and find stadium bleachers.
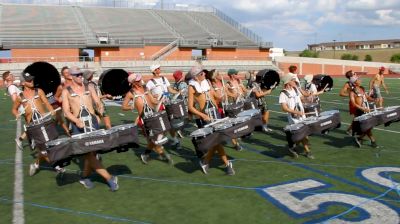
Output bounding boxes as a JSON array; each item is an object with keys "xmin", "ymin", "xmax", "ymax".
[{"xmin": 0, "ymin": 4, "xmax": 86, "ymax": 46}]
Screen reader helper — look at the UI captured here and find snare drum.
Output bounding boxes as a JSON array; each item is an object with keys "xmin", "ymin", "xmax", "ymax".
[
  {"xmin": 284, "ymin": 123, "xmax": 310, "ymax": 142},
  {"xmin": 353, "ymin": 113, "xmax": 378, "ymax": 133},
  {"xmin": 143, "ymin": 111, "xmax": 172, "ymax": 138},
  {"xmin": 224, "ymin": 102, "xmax": 244, "ymax": 118},
  {"xmin": 170, "ymin": 118, "xmax": 185, "ymax": 130},
  {"xmin": 243, "ymin": 98, "xmax": 258, "ymax": 110},
  {"xmin": 303, "ymin": 103, "xmax": 320, "ymax": 117},
  {"xmin": 190, "ymin": 127, "xmax": 221, "ymax": 155},
  {"xmin": 222, "ymin": 117, "xmax": 254, "ymax": 139},
  {"xmin": 26, "ymin": 117, "xmax": 59, "ymax": 148},
  {"xmin": 165, "ymin": 99, "xmax": 188, "ymax": 119},
  {"xmin": 46, "ymin": 137, "xmax": 72, "ymax": 166}
]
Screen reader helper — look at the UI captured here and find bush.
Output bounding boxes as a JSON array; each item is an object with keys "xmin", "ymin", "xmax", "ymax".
[
  {"xmin": 390, "ymin": 53, "xmax": 400, "ymax": 63},
  {"xmin": 341, "ymin": 54, "xmax": 358, "ymax": 61},
  {"xmin": 299, "ymin": 49, "xmax": 319, "ymax": 58},
  {"xmin": 364, "ymin": 54, "xmax": 372, "ymax": 61}
]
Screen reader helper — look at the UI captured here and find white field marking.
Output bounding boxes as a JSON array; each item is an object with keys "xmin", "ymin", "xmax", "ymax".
[
  {"xmin": 361, "ymin": 167, "xmax": 400, "ymax": 189},
  {"xmin": 13, "ymin": 118, "xmax": 24, "ymax": 224},
  {"xmin": 269, "ymin": 110, "xmax": 400, "ymax": 134}
]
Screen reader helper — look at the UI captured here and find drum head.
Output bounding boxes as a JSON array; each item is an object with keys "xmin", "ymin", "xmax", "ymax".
[
  {"xmin": 237, "ymin": 109, "xmax": 260, "ymax": 117},
  {"xmin": 313, "ymin": 74, "xmax": 333, "ymax": 91},
  {"xmin": 232, "ymin": 116, "xmax": 250, "ymax": 124},
  {"xmin": 255, "ymin": 69, "xmax": 280, "ymax": 90},
  {"xmin": 23, "ymin": 61, "xmax": 61, "ymax": 95},
  {"xmin": 319, "ymin": 110, "xmax": 339, "ymax": 116},
  {"xmin": 284, "ymin": 123, "xmax": 304, "ymax": 131},
  {"xmin": 190, "ymin": 127, "xmax": 213, "ymax": 137},
  {"xmin": 214, "ymin": 122, "xmax": 233, "ymax": 131},
  {"xmin": 99, "ymin": 69, "xmax": 131, "ymax": 97}
]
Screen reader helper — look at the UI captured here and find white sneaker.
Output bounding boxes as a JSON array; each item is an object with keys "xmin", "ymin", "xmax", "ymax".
[
  {"xmin": 225, "ymin": 161, "xmax": 235, "ymax": 176},
  {"xmin": 55, "ymin": 166, "xmax": 66, "ymax": 174},
  {"xmin": 199, "ymin": 160, "xmax": 209, "ymax": 174},
  {"xmin": 15, "ymin": 138, "xmax": 23, "ymax": 150},
  {"xmin": 29, "ymin": 163, "xmax": 39, "ymax": 176}
]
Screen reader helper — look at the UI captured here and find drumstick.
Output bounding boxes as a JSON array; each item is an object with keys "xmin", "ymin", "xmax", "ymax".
[
  {"xmin": 155, "ymin": 95, "xmax": 165, "ymax": 113},
  {"xmin": 204, "ymin": 117, "xmax": 230, "ymax": 128},
  {"xmin": 172, "ymin": 92, "xmax": 181, "ymax": 101}
]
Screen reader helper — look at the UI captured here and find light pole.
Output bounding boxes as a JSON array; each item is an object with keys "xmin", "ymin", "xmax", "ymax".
[{"xmin": 333, "ymin": 39, "xmax": 336, "ymax": 59}]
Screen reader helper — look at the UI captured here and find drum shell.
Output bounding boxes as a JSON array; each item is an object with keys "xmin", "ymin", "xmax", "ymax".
[
  {"xmin": 312, "ymin": 74, "xmax": 333, "ymax": 91},
  {"xmin": 170, "ymin": 118, "xmax": 185, "ymax": 130},
  {"xmin": 379, "ymin": 107, "xmax": 400, "ymax": 124},
  {"xmin": 143, "ymin": 111, "xmax": 171, "ymax": 137},
  {"xmin": 46, "ymin": 139, "xmax": 72, "ymax": 165},
  {"xmin": 191, "ymin": 132, "xmax": 221, "ymax": 154},
  {"xmin": 353, "ymin": 115, "xmax": 378, "ymax": 133},
  {"xmin": 237, "ymin": 109, "xmax": 263, "ymax": 127},
  {"xmin": 255, "ymin": 69, "xmax": 280, "ymax": 90},
  {"xmin": 26, "ymin": 119, "xmax": 59, "ymax": 146},
  {"xmin": 284, "ymin": 124, "xmax": 310, "ymax": 142},
  {"xmin": 303, "ymin": 103, "xmax": 320, "ymax": 116},
  {"xmin": 315, "ymin": 115, "xmax": 341, "ymax": 134},
  {"xmin": 243, "ymin": 98, "xmax": 258, "ymax": 110},
  {"xmin": 217, "ymin": 119, "xmax": 254, "ymax": 139},
  {"xmin": 71, "ymin": 131, "xmax": 116, "ymax": 155},
  {"xmin": 225, "ymin": 102, "xmax": 244, "ymax": 118},
  {"xmin": 110, "ymin": 124, "xmax": 139, "ymax": 147},
  {"xmin": 165, "ymin": 100, "xmax": 188, "ymax": 119}
]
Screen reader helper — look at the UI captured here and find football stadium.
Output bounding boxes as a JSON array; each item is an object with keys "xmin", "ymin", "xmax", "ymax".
[{"xmin": 1, "ymin": 1, "xmax": 400, "ymax": 224}]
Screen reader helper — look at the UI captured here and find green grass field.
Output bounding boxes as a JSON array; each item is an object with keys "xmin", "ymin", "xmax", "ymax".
[{"xmin": 1, "ymin": 77, "xmax": 400, "ymax": 224}]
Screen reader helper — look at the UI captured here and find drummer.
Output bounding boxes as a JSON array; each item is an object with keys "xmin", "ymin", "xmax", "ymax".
[
  {"xmin": 62, "ymin": 66, "xmax": 119, "ymax": 191},
  {"xmin": 61, "ymin": 66, "xmax": 73, "ymax": 88},
  {"xmin": 146, "ymin": 64, "xmax": 181, "ymax": 149},
  {"xmin": 205, "ymin": 69, "xmax": 225, "ymax": 117},
  {"xmin": 303, "ymin": 74, "xmax": 326, "ymax": 104},
  {"xmin": 83, "ymin": 70, "xmax": 112, "ymax": 129},
  {"xmin": 288, "ymin": 65, "xmax": 301, "ymax": 86},
  {"xmin": 279, "ymin": 73, "xmax": 314, "ymax": 159},
  {"xmin": 3, "ymin": 71, "xmax": 27, "ymax": 149},
  {"xmin": 46, "ymin": 78, "xmax": 70, "ymax": 136},
  {"xmin": 339, "ymin": 70, "xmax": 358, "ymax": 135},
  {"xmin": 187, "ymin": 66, "xmax": 235, "ymax": 175},
  {"xmin": 225, "ymin": 68, "xmax": 247, "ymax": 151},
  {"xmin": 11, "ymin": 72, "xmax": 58, "ymax": 176},
  {"xmin": 121, "ymin": 73, "xmax": 173, "ymax": 165},
  {"xmin": 350, "ymin": 76, "xmax": 378, "ymax": 148},
  {"xmin": 369, "ymin": 66, "xmax": 389, "ymax": 108}
]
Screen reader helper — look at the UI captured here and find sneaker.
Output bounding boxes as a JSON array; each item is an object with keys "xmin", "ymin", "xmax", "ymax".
[
  {"xmin": 235, "ymin": 143, "xmax": 243, "ymax": 151},
  {"xmin": 288, "ymin": 147, "xmax": 299, "ymax": 158},
  {"xmin": 140, "ymin": 153, "xmax": 150, "ymax": 164},
  {"xmin": 29, "ymin": 163, "xmax": 39, "ymax": 176},
  {"xmin": 305, "ymin": 152, "xmax": 315, "ymax": 159},
  {"xmin": 346, "ymin": 129, "xmax": 352, "ymax": 136},
  {"xmin": 15, "ymin": 138, "xmax": 23, "ymax": 150},
  {"xmin": 96, "ymin": 153, "xmax": 102, "ymax": 161},
  {"xmin": 371, "ymin": 141, "xmax": 378, "ymax": 148},
  {"xmin": 55, "ymin": 166, "xmax": 66, "ymax": 174},
  {"xmin": 199, "ymin": 160, "xmax": 209, "ymax": 174},
  {"xmin": 354, "ymin": 137, "xmax": 362, "ymax": 148},
  {"xmin": 108, "ymin": 176, "xmax": 119, "ymax": 192},
  {"xmin": 79, "ymin": 178, "xmax": 95, "ymax": 189},
  {"xmin": 262, "ymin": 126, "xmax": 273, "ymax": 133},
  {"xmin": 177, "ymin": 130, "xmax": 184, "ymax": 138},
  {"xmin": 225, "ymin": 161, "xmax": 235, "ymax": 176}
]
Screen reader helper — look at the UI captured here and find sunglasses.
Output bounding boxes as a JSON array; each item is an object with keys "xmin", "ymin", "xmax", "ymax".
[{"xmin": 71, "ymin": 73, "xmax": 83, "ymax": 77}]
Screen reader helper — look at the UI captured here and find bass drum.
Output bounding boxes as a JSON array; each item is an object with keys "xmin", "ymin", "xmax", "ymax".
[
  {"xmin": 255, "ymin": 69, "xmax": 280, "ymax": 90},
  {"xmin": 312, "ymin": 74, "xmax": 333, "ymax": 92},
  {"xmin": 99, "ymin": 69, "xmax": 131, "ymax": 97},
  {"xmin": 23, "ymin": 61, "xmax": 61, "ymax": 97}
]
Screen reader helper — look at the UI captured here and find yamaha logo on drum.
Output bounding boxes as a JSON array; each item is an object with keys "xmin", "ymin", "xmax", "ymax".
[
  {"xmin": 234, "ymin": 125, "xmax": 249, "ymax": 134},
  {"xmin": 84, "ymin": 139, "xmax": 105, "ymax": 146},
  {"xmin": 387, "ymin": 112, "xmax": 397, "ymax": 118},
  {"xmin": 320, "ymin": 120, "xmax": 332, "ymax": 127}
]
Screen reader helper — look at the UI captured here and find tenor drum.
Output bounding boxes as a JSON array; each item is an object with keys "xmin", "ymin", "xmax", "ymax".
[
  {"xmin": 224, "ymin": 102, "xmax": 244, "ymax": 118},
  {"xmin": 312, "ymin": 74, "xmax": 333, "ymax": 92},
  {"xmin": 221, "ymin": 117, "xmax": 254, "ymax": 139},
  {"xmin": 46, "ymin": 137, "xmax": 72, "ymax": 167},
  {"xmin": 71, "ymin": 129, "xmax": 116, "ymax": 155},
  {"xmin": 190, "ymin": 127, "xmax": 221, "ymax": 154},
  {"xmin": 26, "ymin": 118, "xmax": 59, "ymax": 148},
  {"xmin": 237, "ymin": 109, "xmax": 263, "ymax": 127},
  {"xmin": 243, "ymin": 98, "xmax": 258, "ymax": 110},
  {"xmin": 109, "ymin": 123, "xmax": 139, "ymax": 147},
  {"xmin": 380, "ymin": 106, "xmax": 400, "ymax": 125},
  {"xmin": 143, "ymin": 111, "xmax": 171, "ymax": 138},
  {"xmin": 165, "ymin": 99, "xmax": 187, "ymax": 119},
  {"xmin": 284, "ymin": 123, "xmax": 310, "ymax": 142},
  {"xmin": 353, "ymin": 113, "xmax": 378, "ymax": 133},
  {"xmin": 255, "ymin": 69, "xmax": 280, "ymax": 90},
  {"xmin": 302, "ymin": 117, "xmax": 322, "ymax": 134}
]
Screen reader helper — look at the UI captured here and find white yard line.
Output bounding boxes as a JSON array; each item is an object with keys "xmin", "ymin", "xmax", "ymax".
[{"xmin": 13, "ymin": 118, "xmax": 24, "ymax": 224}]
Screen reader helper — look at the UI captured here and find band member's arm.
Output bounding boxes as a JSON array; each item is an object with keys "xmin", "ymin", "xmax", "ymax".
[
  {"xmin": 38, "ymin": 89, "xmax": 55, "ymax": 115},
  {"xmin": 188, "ymin": 86, "xmax": 209, "ymax": 121},
  {"xmin": 298, "ymin": 88, "xmax": 311, "ymax": 97},
  {"xmin": 121, "ymin": 91, "xmax": 134, "ymax": 111},
  {"xmin": 240, "ymin": 84, "xmax": 248, "ymax": 95},
  {"xmin": 54, "ymin": 85, "xmax": 63, "ymax": 103},
  {"xmin": 349, "ymin": 91, "xmax": 369, "ymax": 113},
  {"xmin": 167, "ymin": 86, "xmax": 178, "ymax": 94},
  {"xmin": 62, "ymin": 89, "xmax": 84, "ymax": 128},
  {"xmin": 225, "ymin": 83, "xmax": 238, "ymax": 98},
  {"xmin": 147, "ymin": 92, "xmax": 159, "ymax": 105},
  {"xmin": 369, "ymin": 75, "xmax": 377, "ymax": 93},
  {"xmin": 281, "ymin": 102, "xmax": 304, "ymax": 116},
  {"xmin": 88, "ymin": 85, "xmax": 103, "ymax": 114},
  {"xmin": 10, "ymin": 92, "xmax": 19, "ymax": 102},
  {"xmin": 339, "ymin": 83, "xmax": 350, "ymax": 97},
  {"xmin": 254, "ymin": 88, "xmax": 272, "ymax": 98},
  {"xmin": 12, "ymin": 98, "xmax": 22, "ymax": 119},
  {"xmin": 382, "ymin": 78, "xmax": 389, "ymax": 94}
]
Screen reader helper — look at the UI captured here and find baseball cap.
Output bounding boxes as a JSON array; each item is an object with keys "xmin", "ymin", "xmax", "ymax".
[
  {"xmin": 150, "ymin": 64, "xmax": 161, "ymax": 72},
  {"xmin": 227, "ymin": 68, "xmax": 238, "ymax": 75},
  {"xmin": 304, "ymin": 74, "xmax": 313, "ymax": 83},
  {"xmin": 379, "ymin": 66, "xmax": 385, "ymax": 71},
  {"xmin": 83, "ymin": 70, "xmax": 95, "ymax": 80},
  {"xmin": 173, "ymin": 70, "xmax": 183, "ymax": 82},
  {"xmin": 128, "ymin": 73, "xmax": 142, "ymax": 83},
  {"xmin": 69, "ymin": 66, "xmax": 83, "ymax": 76},
  {"xmin": 22, "ymin": 72, "xmax": 34, "ymax": 82},
  {"xmin": 282, "ymin": 73, "xmax": 295, "ymax": 85},
  {"xmin": 189, "ymin": 66, "xmax": 204, "ymax": 77}
]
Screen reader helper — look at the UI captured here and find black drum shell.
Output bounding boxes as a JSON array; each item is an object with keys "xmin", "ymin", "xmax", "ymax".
[
  {"xmin": 312, "ymin": 74, "xmax": 333, "ymax": 91},
  {"xmin": 191, "ymin": 132, "xmax": 221, "ymax": 154},
  {"xmin": 284, "ymin": 124, "xmax": 310, "ymax": 142},
  {"xmin": 143, "ymin": 111, "xmax": 172, "ymax": 137},
  {"xmin": 255, "ymin": 69, "xmax": 280, "ymax": 90},
  {"xmin": 46, "ymin": 140, "xmax": 72, "ymax": 165},
  {"xmin": 243, "ymin": 98, "xmax": 258, "ymax": 110},
  {"xmin": 224, "ymin": 102, "xmax": 244, "ymax": 118},
  {"xmin": 98, "ymin": 69, "xmax": 131, "ymax": 97},
  {"xmin": 26, "ymin": 119, "xmax": 59, "ymax": 147},
  {"xmin": 165, "ymin": 100, "xmax": 188, "ymax": 119},
  {"xmin": 23, "ymin": 61, "xmax": 61, "ymax": 97}
]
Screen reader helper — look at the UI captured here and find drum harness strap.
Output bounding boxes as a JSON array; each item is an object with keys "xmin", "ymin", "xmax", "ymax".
[
  {"xmin": 20, "ymin": 88, "xmax": 42, "ymax": 123},
  {"xmin": 67, "ymin": 85, "xmax": 95, "ymax": 133},
  {"xmin": 352, "ymin": 87, "xmax": 375, "ymax": 112},
  {"xmin": 281, "ymin": 87, "xmax": 306, "ymax": 119}
]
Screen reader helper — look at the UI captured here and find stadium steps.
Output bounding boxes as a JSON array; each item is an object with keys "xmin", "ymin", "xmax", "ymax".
[
  {"xmin": 183, "ymin": 12, "xmax": 216, "ymax": 38},
  {"xmin": 72, "ymin": 6, "xmax": 98, "ymax": 45},
  {"xmin": 151, "ymin": 40, "xmax": 179, "ymax": 61},
  {"xmin": 148, "ymin": 10, "xmax": 183, "ymax": 39}
]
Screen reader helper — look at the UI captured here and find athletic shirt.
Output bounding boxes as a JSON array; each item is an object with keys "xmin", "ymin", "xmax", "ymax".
[
  {"xmin": 7, "ymin": 84, "xmax": 22, "ymax": 97},
  {"xmin": 146, "ymin": 77, "xmax": 170, "ymax": 98},
  {"xmin": 278, "ymin": 87, "xmax": 305, "ymax": 124},
  {"xmin": 304, "ymin": 82, "xmax": 319, "ymax": 103}
]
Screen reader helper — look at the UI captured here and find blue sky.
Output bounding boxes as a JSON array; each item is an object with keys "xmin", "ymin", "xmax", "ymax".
[{"xmin": 2, "ymin": 0, "xmax": 400, "ymax": 51}]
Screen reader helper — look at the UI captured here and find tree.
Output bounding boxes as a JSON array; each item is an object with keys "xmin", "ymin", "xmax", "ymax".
[
  {"xmin": 390, "ymin": 53, "xmax": 400, "ymax": 63},
  {"xmin": 341, "ymin": 54, "xmax": 353, "ymax": 60},
  {"xmin": 299, "ymin": 49, "xmax": 319, "ymax": 58},
  {"xmin": 364, "ymin": 54, "xmax": 372, "ymax": 61},
  {"xmin": 352, "ymin": 55, "xmax": 359, "ymax": 61}
]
